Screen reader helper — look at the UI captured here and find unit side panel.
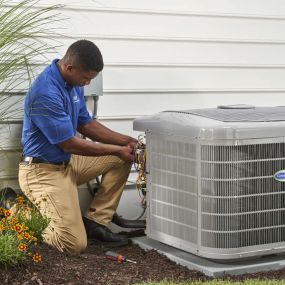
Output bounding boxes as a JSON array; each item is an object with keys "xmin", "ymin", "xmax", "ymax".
[{"xmin": 147, "ymin": 133, "xmax": 198, "ymax": 248}]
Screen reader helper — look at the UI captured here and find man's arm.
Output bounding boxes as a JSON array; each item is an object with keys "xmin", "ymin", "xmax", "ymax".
[
  {"xmin": 77, "ymin": 119, "xmax": 137, "ymax": 147},
  {"xmin": 58, "ymin": 136, "xmax": 133, "ymax": 162}
]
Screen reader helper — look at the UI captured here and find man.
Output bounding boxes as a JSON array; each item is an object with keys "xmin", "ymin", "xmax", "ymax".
[{"xmin": 19, "ymin": 40, "xmax": 137, "ymax": 253}]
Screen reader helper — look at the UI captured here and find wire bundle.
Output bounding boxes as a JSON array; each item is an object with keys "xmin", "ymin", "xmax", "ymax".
[{"xmin": 133, "ymin": 135, "xmax": 147, "ymax": 207}]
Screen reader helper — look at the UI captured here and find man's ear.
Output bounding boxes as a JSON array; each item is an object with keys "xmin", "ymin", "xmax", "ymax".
[{"xmin": 66, "ymin": 64, "xmax": 73, "ymax": 72}]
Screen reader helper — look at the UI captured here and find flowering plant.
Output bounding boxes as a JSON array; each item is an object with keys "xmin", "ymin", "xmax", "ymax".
[{"xmin": 0, "ymin": 195, "xmax": 49, "ymax": 266}]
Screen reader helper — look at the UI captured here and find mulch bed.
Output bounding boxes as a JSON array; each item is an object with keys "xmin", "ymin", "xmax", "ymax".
[{"xmin": 1, "ymin": 236, "xmax": 285, "ymax": 285}]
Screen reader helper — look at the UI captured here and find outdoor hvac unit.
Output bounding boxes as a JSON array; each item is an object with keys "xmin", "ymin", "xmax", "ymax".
[{"xmin": 133, "ymin": 105, "xmax": 285, "ymax": 260}]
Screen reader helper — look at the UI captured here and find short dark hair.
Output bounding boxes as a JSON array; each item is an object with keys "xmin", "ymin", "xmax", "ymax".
[{"xmin": 66, "ymin": 40, "xmax": 104, "ymax": 72}]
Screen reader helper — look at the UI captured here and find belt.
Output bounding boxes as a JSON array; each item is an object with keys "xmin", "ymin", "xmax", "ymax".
[{"xmin": 22, "ymin": 156, "xmax": 70, "ymax": 166}]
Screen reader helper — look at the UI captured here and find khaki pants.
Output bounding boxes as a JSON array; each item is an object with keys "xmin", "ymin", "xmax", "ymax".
[{"xmin": 18, "ymin": 154, "xmax": 131, "ymax": 253}]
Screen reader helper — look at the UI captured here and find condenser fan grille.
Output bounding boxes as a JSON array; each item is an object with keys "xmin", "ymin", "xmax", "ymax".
[{"xmin": 201, "ymin": 143, "xmax": 285, "ymax": 248}]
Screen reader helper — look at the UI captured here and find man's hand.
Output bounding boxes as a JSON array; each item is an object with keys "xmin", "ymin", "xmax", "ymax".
[
  {"xmin": 126, "ymin": 137, "xmax": 138, "ymax": 151},
  {"xmin": 118, "ymin": 146, "xmax": 134, "ymax": 163}
]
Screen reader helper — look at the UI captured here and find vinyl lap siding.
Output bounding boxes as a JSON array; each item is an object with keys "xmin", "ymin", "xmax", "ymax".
[{"xmin": 10, "ymin": 0, "xmax": 285, "ymax": 136}]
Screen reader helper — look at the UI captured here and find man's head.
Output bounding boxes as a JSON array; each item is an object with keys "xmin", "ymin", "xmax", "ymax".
[{"xmin": 59, "ymin": 40, "xmax": 104, "ymax": 87}]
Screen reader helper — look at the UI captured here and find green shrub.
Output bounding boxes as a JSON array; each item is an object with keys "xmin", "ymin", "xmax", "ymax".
[{"xmin": 0, "ymin": 234, "xmax": 25, "ymax": 265}]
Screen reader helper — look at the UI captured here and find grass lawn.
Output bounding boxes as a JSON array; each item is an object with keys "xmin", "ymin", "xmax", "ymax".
[{"xmin": 137, "ymin": 281, "xmax": 285, "ymax": 285}]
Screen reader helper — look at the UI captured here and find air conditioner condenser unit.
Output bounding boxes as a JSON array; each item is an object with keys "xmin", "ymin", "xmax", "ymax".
[{"xmin": 133, "ymin": 106, "xmax": 285, "ymax": 260}]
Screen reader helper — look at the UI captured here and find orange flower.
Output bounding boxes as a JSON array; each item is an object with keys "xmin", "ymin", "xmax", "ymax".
[
  {"xmin": 18, "ymin": 243, "xmax": 27, "ymax": 252},
  {"xmin": 15, "ymin": 224, "xmax": 23, "ymax": 233},
  {"xmin": 32, "ymin": 253, "xmax": 41, "ymax": 263},
  {"xmin": 4, "ymin": 210, "xmax": 12, "ymax": 217},
  {"xmin": 0, "ymin": 208, "xmax": 4, "ymax": 215},
  {"xmin": 23, "ymin": 232, "xmax": 30, "ymax": 239}
]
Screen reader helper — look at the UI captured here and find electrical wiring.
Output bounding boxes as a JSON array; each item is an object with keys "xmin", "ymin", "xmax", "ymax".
[{"xmin": 133, "ymin": 135, "xmax": 147, "ymax": 209}]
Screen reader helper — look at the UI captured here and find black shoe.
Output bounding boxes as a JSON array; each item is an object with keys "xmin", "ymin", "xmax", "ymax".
[
  {"xmin": 112, "ymin": 213, "xmax": 146, "ymax": 229},
  {"xmin": 83, "ymin": 217, "xmax": 129, "ymax": 247},
  {"xmin": 0, "ymin": 187, "xmax": 17, "ymax": 210}
]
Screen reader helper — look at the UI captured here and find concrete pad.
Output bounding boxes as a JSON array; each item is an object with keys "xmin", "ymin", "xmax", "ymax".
[{"xmin": 132, "ymin": 236, "xmax": 285, "ymax": 277}]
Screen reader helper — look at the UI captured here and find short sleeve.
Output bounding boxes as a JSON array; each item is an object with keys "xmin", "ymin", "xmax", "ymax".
[{"xmin": 28, "ymin": 93, "xmax": 74, "ymax": 145}]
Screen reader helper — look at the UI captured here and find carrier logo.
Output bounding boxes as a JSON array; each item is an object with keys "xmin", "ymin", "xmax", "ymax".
[{"xmin": 274, "ymin": 170, "xmax": 285, "ymax": 182}]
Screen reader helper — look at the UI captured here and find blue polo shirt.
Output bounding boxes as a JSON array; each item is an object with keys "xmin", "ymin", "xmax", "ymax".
[{"xmin": 21, "ymin": 59, "xmax": 92, "ymax": 163}]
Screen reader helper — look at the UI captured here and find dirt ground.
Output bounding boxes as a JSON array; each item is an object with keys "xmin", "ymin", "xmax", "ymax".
[{"xmin": 1, "ymin": 237, "xmax": 285, "ymax": 285}]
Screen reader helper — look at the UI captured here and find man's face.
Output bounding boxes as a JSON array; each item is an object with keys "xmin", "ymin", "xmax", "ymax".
[{"xmin": 65, "ymin": 65, "xmax": 98, "ymax": 87}]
